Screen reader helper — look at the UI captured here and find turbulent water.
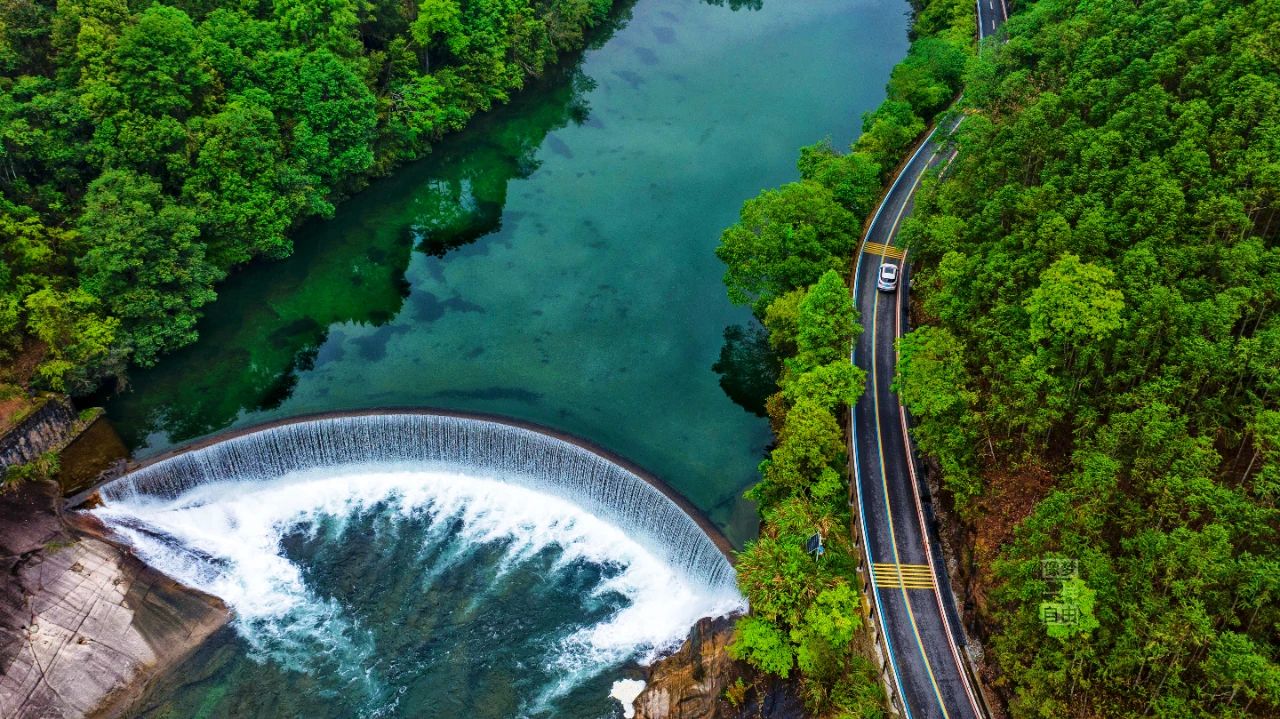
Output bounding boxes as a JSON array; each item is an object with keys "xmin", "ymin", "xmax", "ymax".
[
  {"xmin": 102, "ymin": 414, "xmax": 735, "ymax": 586},
  {"xmin": 93, "ymin": 415, "xmax": 743, "ymax": 717},
  {"xmin": 87, "ymin": 0, "xmax": 914, "ymax": 711}
]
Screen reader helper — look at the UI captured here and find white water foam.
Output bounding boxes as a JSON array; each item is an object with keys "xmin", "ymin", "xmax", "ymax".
[
  {"xmin": 93, "ymin": 464, "xmax": 744, "ymax": 711},
  {"xmin": 610, "ymin": 679, "xmax": 646, "ymax": 718}
]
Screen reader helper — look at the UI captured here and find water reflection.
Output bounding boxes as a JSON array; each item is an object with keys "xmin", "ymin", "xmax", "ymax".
[
  {"xmin": 105, "ymin": 62, "xmax": 602, "ymax": 447},
  {"xmin": 712, "ymin": 322, "xmax": 779, "ymax": 417},
  {"xmin": 704, "ymin": 0, "xmax": 764, "ymax": 10}
]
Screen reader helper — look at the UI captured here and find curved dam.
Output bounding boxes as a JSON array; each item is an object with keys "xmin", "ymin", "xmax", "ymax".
[
  {"xmin": 92, "ymin": 412, "xmax": 743, "ymax": 717},
  {"xmin": 100, "ymin": 411, "xmax": 736, "ymax": 585}
]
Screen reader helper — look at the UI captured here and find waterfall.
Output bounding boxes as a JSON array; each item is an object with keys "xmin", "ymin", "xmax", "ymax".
[{"xmin": 99, "ymin": 413, "xmax": 737, "ymax": 592}]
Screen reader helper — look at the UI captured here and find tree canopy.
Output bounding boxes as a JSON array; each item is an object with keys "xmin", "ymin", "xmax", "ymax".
[
  {"xmin": 0, "ymin": 0, "xmax": 617, "ymax": 391},
  {"xmin": 895, "ymin": 0, "xmax": 1280, "ymax": 715}
]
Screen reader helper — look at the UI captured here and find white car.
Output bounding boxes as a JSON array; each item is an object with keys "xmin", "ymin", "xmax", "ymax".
[{"xmin": 876, "ymin": 263, "xmax": 899, "ymax": 292}]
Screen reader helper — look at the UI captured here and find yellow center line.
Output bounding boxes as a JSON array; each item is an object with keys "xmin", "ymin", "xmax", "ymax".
[{"xmin": 870, "ymin": 160, "xmax": 951, "ymax": 718}]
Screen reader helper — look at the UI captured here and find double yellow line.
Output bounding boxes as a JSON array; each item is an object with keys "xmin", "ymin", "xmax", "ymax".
[{"xmin": 867, "ymin": 160, "xmax": 953, "ymax": 718}]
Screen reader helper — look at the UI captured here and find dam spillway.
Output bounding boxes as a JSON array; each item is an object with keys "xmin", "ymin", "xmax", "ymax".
[
  {"xmin": 99, "ymin": 412, "xmax": 738, "ymax": 592},
  {"xmin": 92, "ymin": 412, "xmax": 745, "ymax": 716}
]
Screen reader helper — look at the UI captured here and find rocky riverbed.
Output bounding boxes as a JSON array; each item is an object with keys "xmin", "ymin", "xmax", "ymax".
[{"xmin": 0, "ymin": 480, "xmax": 229, "ymax": 719}]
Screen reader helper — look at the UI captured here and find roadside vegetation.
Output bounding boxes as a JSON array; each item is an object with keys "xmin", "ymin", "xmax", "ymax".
[
  {"xmin": 715, "ymin": 0, "xmax": 973, "ymax": 715},
  {"xmin": 895, "ymin": 0, "xmax": 1280, "ymax": 716},
  {"xmin": 0, "ymin": 0, "xmax": 616, "ymax": 394}
]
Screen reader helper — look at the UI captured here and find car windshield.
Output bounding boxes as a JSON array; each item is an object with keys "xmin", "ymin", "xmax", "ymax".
[{"xmin": 881, "ymin": 265, "xmax": 896, "ymax": 277}]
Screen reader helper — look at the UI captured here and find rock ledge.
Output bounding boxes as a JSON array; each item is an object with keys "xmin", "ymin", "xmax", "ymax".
[
  {"xmin": 634, "ymin": 615, "xmax": 803, "ymax": 719},
  {"xmin": 0, "ymin": 480, "xmax": 230, "ymax": 719}
]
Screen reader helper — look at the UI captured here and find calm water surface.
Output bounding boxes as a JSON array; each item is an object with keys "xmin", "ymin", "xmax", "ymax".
[
  {"xmin": 106, "ymin": 0, "xmax": 908, "ymax": 545},
  {"xmin": 106, "ymin": 0, "xmax": 910, "ymax": 715}
]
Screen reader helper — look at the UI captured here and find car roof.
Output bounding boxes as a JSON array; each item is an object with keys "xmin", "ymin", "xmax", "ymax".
[{"xmin": 880, "ymin": 263, "xmax": 897, "ymax": 273}]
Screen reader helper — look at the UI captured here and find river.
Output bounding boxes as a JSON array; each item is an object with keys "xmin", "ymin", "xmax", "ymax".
[
  {"xmin": 101, "ymin": 0, "xmax": 908, "ymax": 715},
  {"xmin": 105, "ymin": 0, "xmax": 907, "ymax": 546}
]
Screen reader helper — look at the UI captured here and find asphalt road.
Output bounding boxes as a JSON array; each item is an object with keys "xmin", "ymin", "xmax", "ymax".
[
  {"xmin": 977, "ymin": 0, "xmax": 1008, "ymax": 40},
  {"xmin": 848, "ymin": 5, "xmax": 1006, "ymax": 718}
]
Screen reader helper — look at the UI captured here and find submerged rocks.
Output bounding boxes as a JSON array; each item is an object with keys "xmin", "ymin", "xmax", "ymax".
[
  {"xmin": 633, "ymin": 615, "xmax": 803, "ymax": 719},
  {"xmin": 0, "ymin": 480, "xmax": 230, "ymax": 719}
]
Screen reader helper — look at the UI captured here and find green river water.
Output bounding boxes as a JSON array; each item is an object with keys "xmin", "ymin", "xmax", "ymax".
[
  {"xmin": 106, "ymin": 0, "xmax": 907, "ymax": 544},
  {"xmin": 98, "ymin": 0, "xmax": 911, "ymax": 716}
]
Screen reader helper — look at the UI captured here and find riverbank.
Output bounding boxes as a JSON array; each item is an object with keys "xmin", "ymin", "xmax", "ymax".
[
  {"xmin": 1, "ymin": 394, "xmax": 128, "ymax": 496},
  {"xmin": 0, "ymin": 480, "xmax": 229, "ymax": 719},
  {"xmin": 0, "ymin": 0, "xmax": 625, "ymax": 396},
  {"xmin": 632, "ymin": 615, "xmax": 804, "ymax": 719}
]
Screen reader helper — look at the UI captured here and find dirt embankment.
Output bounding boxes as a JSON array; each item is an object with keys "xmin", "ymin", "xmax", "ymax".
[{"xmin": 926, "ymin": 453, "xmax": 1056, "ymax": 718}]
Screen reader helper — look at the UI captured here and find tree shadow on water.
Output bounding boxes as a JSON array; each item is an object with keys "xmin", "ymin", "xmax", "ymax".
[
  {"xmin": 712, "ymin": 321, "xmax": 780, "ymax": 418},
  {"xmin": 703, "ymin": 0, "xmax": 764, "ymax": 11},
  {"xmin": 101, "ymin": 16, "xmax": 633, "ymax": 452},
  {"xmin": 701, "ymin": 0, "xmax": 757, "ymax": 10}
]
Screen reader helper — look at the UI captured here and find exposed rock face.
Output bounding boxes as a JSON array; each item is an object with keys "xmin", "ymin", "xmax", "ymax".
[
  {"xmin": 0, "ymin": 481, "xmax": 230, "ymax": 719},
  {"xmin": 634, "ymin": 615, "xmax": 803, "ymax": 719},
  {"xmin": 0, "ymin": 397, "xmax": 76, "ymax": 470}
]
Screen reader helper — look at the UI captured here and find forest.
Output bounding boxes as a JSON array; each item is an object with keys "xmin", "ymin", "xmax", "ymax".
[
  {"xmin": 896, "ymin": 0, "xmax": 1280, "ymax": 715},
  {"xmin": 715, "ymin": 0, "xmax": 974, "ymax": 714},
  {"xmin": 0, "ymin": 0, "xmax": 614, "ymax": 393},
  {"xmin": 720, "ymin": 0, "xmax": 1279, "ymax": 716}
]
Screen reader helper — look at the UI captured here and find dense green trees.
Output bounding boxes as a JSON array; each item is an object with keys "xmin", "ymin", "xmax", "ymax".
[
  {"xmin": 716, "ymin": 182, "xmax": 859, "ymax": 313},
  {"xmin": 892, "ymin": 0, "xmax": 1280, "ymax": 715},
  {"xmin": 78, "ymin": 168, "xmax": 216, "ymax": 365},
  {"xmin": 893, "ymin": 325, "xmax": 979, "ymax": 504},
  {"xmin": 722, "ymin": 222, "xmax": 878, "ymax": 716},
  {"xmin": 0, "ymin": 0, "xmax": 616, "ymax": 391},
  {"xmin": 717, "ymin": 1, "xmax": 974, "ymax": 715},
  {"xmin": 23, "ymin": 286, "xmax": 117, "ymax": 390}
]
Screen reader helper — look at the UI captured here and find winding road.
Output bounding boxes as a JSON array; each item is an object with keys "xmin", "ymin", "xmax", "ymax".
[{"xmin": 849, "ymin": 3, "xmax": 1007, "ymax": 718}]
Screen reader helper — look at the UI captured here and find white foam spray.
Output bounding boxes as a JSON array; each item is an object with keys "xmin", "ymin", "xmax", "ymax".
[
  {"xmin": 610, "ymin": 679, "xmax": 646, "ymax": 718},
  {"xmin": 93, "ymin": 464, "xmax": 744, "ymax": 712}
]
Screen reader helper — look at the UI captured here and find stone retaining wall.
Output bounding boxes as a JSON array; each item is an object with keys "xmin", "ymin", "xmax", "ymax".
[{"xmin": 0, "ymin": 396, "xmax": 77, "ymax": 470}]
